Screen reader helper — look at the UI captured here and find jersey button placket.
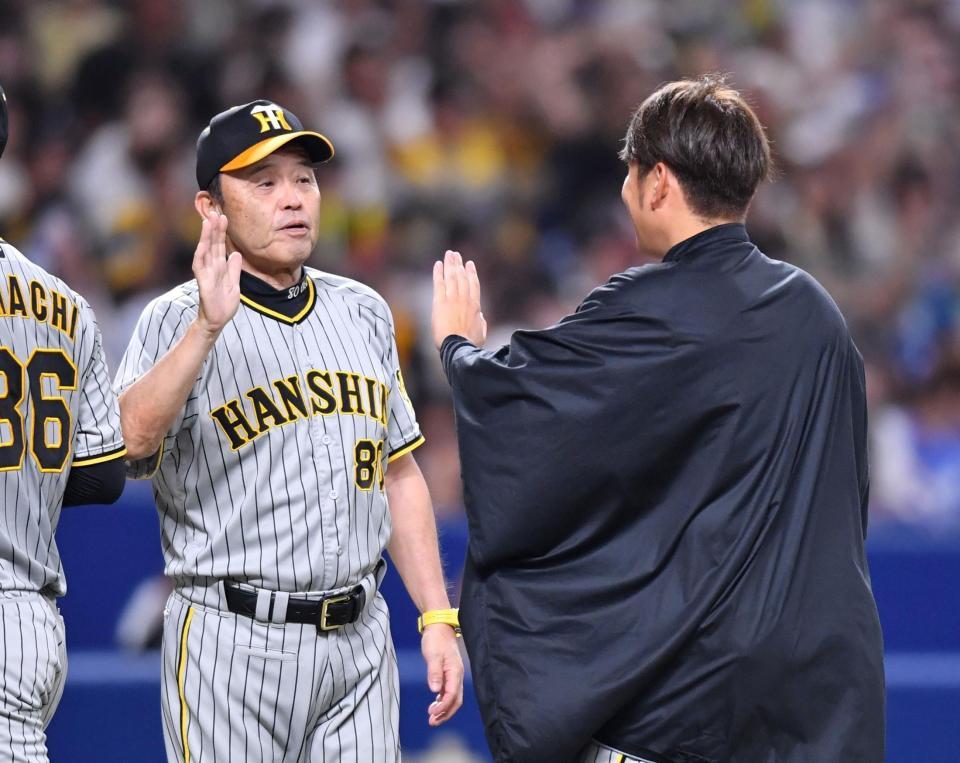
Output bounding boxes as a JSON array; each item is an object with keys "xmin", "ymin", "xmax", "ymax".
[
  {"xmin": 294, "ymin": 328, "xmax": 338, "ymax": 582},
  {"xmin": 324, "ymin": 492, "xmax": 341, "ymax": 579}
]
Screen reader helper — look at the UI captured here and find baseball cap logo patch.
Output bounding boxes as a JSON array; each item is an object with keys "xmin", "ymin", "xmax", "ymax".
[{"xmin": 250, "ymin": 104, "xmax": 292, "ymax": 133}]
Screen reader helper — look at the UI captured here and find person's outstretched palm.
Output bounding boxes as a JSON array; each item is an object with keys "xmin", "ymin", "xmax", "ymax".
[{"xmin": 194, "ymin": 214, "xmax": 242, "ymax": 334}]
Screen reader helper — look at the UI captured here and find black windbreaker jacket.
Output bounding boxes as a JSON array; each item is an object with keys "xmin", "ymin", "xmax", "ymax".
[{"xmin": 441, "ymin": 224, "xmax": 885, "ymax": 763}]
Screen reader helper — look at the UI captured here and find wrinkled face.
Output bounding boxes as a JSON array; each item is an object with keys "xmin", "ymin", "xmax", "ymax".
[{"xmin": 219, "ymin": 144, "xmax": 320, "ymax": 270}]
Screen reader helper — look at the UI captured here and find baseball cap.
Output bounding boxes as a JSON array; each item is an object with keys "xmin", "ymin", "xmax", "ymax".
[
  {"xmin": 195, "ymin": 99, "xmax": 334, "ymax": 189},
  {"xmin": 0, "ymin": 85, "xmax": 8, "ymax": 161}
]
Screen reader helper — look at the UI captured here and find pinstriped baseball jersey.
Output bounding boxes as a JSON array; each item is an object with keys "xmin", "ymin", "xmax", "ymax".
[
  {"xmin": 114, "ymin": 265, "xmax": 423, "ymax": 600},
  {"xmin": 0, "ymin": 239, "xmax": 125, "ymax": 597}
]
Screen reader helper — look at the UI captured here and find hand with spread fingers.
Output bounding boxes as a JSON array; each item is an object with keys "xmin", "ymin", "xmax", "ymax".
[
  {"xmin": 432, "ymin": 250, "xmax": 487, "ymax": 349},
  {"xmin": 194, "ymin": 214, "xmax": 242, "ymax": 337}
]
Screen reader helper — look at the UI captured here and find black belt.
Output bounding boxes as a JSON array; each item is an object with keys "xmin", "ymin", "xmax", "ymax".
[{"xmin": 223, "ymin": 582, "xmax": 366, "ymax": 632}]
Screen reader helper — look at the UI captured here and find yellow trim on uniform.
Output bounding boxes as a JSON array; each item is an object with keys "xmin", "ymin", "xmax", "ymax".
[
  {"xmin": 128, "ymin": 441, "xmax": 164, "ymax": 481},
  {"xmin": 220, "ymin": 131, "xmax": 334, "ymax": 172},
  {"xmin": 72, "ymin": 446, "xmax": 127, "ymax": 468},
  {"xmin": 178, "ymin": 606, "xmax": 196, "ymax": 763},
  {"xmin": 387, "ymin": 433, "xmax": 425, "ymax": 463},
  {"xmin": 239, "ymin": 278, "xmax": 316, "ymax": 325}
]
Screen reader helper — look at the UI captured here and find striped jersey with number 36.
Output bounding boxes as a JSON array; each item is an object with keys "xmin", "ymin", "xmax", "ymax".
[{"xmin": 0, "ymin": 240, "xmax": 125, "ymax": 596}]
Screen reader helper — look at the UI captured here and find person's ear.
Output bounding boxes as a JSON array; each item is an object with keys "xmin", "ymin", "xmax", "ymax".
[
  {"xmin": 649, "ymin": 162, "xmax": 671, "ymax": 211},
  {"xmin": 195, "ymin": 191, "xmax": 222, "ymax": 220}
]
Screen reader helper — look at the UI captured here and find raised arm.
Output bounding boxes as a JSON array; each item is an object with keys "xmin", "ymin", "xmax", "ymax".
[{"xmin": 119, "ymin": 215, "xmax": 241, "ymax": 459}]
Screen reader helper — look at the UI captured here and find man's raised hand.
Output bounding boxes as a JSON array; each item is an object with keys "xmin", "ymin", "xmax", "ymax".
[{"xmin": 194, "ymin": 214, "xmax": 242, "ymax": 336}]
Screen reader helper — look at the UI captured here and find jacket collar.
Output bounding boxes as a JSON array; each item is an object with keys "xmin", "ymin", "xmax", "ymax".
[{"xmin": 663, "ymin": 223, "xmax": 750, "ymax": 263}]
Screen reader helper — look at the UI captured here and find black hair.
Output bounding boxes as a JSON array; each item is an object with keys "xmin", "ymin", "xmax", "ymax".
[
  {"xmin": 620, "ymin": 74, "xmax": 771, "ymax": 219},
  {"xmin": 206, "ymin": 174, "xmax": 224, "ymax": 206}
]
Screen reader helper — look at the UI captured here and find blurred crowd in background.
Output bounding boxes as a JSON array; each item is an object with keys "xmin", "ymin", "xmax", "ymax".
[{"xmin": 1, "ymin": 0, "xmax": 959, "ymax": 537}]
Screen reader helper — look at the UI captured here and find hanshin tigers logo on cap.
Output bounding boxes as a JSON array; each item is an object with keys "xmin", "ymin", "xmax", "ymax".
[{"xmin": 249, "ymin": 103, "xmax": 293, "ymax": 133}]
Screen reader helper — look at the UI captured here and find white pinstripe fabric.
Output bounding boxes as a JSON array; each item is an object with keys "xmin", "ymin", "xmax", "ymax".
[
  {"xmin": 161, "ymin": 587, "xmax": 399, "ymax": 763},
  {"xmin": 0, "ymin": 595, "xmax": 67, "ymax": 763}
]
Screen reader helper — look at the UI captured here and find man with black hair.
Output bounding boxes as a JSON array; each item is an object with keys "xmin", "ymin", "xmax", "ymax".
[{"xmin": 433, "ymin": 75, "xmax": 885, "ymax": 763}]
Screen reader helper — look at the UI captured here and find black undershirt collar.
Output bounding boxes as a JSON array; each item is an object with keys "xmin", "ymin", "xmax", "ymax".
[{"xmin": 239, "ymin": 268, "xmax": 316, "ymax": 323}]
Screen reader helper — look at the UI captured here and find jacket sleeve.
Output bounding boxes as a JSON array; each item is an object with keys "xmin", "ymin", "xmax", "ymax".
[{"xmin": 440, "ymin": 293, "xmax": 690, "ymax": 570}]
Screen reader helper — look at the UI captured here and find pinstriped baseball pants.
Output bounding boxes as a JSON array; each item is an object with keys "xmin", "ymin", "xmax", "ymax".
[
  {"xmin": 580, "ymin": 740, "xmax": 658, "ymax": 763},
  {"xmin": 161, "ymin": 588, "xmax": 399, "ymax": 763},
  {"xmin": 0, "ymin": 594, "xmax": 67, "ymax": 763}
]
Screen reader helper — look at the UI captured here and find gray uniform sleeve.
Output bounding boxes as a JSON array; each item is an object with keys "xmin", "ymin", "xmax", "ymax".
[
  {"xmin": 72, "ymin": 299, "xmax": 126, "ymax": 466},
  {"xmin": 382, "ymin": 304, "xmax": 423, "ymax": 461},
  {"xmin": 114, "ymin": 293, "xmax": 198, "ymax": 478}
]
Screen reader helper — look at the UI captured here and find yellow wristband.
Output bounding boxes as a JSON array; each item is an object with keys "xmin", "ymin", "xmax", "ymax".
[{"xmin": 418, "ymin": 608, "xmax": 461, "ymax": 636}]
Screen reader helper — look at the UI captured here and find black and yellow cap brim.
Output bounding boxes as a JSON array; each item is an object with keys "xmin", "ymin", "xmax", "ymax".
[{"xmin": 220, "ymin": 130, "xmax": 334, "ymax": 173}]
